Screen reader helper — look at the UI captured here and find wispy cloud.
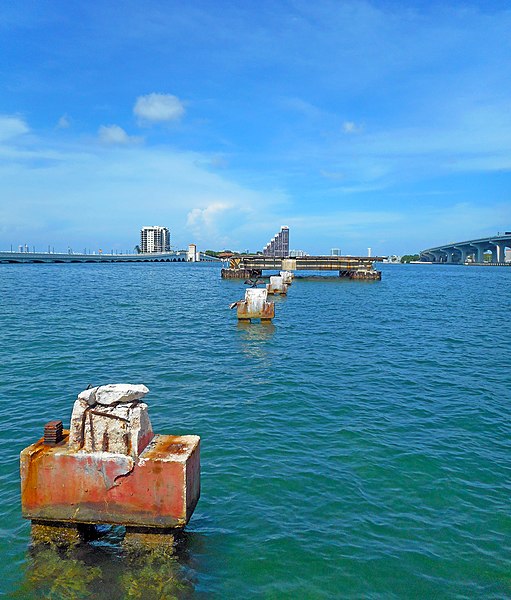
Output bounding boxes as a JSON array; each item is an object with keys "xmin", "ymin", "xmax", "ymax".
[
  {"xmin": 0, "ymin": 115, "xmax": 29, "ymax": 141},
  {"xmin": 56, "ymin": 114, "xmax": 71, "ymax": 129},
  {"xmin": 134, "ymin": 93, "xmax": 185, "ymax": 124},
  {"xmin": 342, "ymin": 121, "xmax": 363, "ymax": 134},
  {"xmin": 98, "ymin": 124, "xmax": 140, "ymax": 145}
]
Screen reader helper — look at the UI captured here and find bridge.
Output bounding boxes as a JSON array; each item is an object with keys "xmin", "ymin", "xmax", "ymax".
[
  {"xmin": 223, "ymin": 254, "xmax": 384, "ymax": 279},
  {"xmin": 0, "ymin": 250, "xmax": 221, "ymax": 264},
  {"xmin": 420, "ymin": 233, "xmax": 511, "ymax": 264}
]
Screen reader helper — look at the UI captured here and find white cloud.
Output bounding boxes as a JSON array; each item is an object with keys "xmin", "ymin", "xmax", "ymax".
[
  {"xmin": 56, "ymin": 114, "xmax": 71, "ymax": 129},
  {"xmin": 187, "ymin": 202, "xmax": 230, "ymax": 229},
  {"xmin": 133, "ymin": 93, "xmax": 185, "ymax": 123},
  {"xmin": 342, "ymin": 121, "xmax": 363, "ymax": 134},
  {"xmin": 0, "ymin": 115, "xmax": 29, "ymax": 141},
  {"xmin": 98, "ymin": 124, "xmax": 139, "ymax": 145}
]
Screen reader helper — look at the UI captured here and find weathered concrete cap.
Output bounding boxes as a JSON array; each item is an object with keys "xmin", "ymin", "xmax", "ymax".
[{"xmin": 78, "ymin": 383, "xmax": 149, "ymax": 406}]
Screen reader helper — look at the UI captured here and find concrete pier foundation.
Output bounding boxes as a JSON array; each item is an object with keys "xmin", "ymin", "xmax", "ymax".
[{"xmin": 20, "ymin": 384, "xmax": 200, "ymax": 549}]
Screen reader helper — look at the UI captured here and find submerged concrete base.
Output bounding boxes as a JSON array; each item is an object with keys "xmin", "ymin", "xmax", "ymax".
[
  {"xmin": 31, "ymin": 519, "xmax": 98, "ymax": 547},
  {"xmin": 123, "ymin": 526, "xmax": 176, "ymax": 553}
]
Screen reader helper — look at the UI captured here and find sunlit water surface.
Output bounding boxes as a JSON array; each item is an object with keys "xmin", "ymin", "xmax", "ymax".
[{"xmin": 0, "ymin": 263, "xmax": 510, "ymax": 599}]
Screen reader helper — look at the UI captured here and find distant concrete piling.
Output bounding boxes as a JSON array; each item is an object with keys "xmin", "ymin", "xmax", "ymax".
[
  {"xmin": 266, "ymin": 275, "xmax": 288, "ymax": 295},
  {"xmin": 20, "ymin": 384, "xmax": 200, "ymax": 549},
  {"xmin": 230, "ymin": 287, "xmax": 275, "ymax": 322},
  {"xmin": 279, "ymin": 270, "xmax": 293, "ymax": 285}
]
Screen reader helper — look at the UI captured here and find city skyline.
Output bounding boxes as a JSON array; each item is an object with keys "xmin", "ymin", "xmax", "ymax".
[{"xmin": 1, "ymin": 1, "xmax": 511, "ymax": 256}]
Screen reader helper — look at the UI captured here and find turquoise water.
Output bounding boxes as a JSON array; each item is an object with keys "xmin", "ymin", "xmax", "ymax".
[{"xmin": 1, "ymin": 263, "xmax": 510, "ymax": 599}]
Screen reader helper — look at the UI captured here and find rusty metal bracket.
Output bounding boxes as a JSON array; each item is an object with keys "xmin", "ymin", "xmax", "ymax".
[{"xmin": 43, "ymin": 420, "xmax": 64, "ymax": 446}]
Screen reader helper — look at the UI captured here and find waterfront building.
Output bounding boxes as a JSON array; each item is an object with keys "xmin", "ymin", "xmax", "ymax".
[
  {"xmin": 262, "ymin": 226, "xmax": 289, "ymax": 257},
  {"xmin": 140, "ymin": 226, "xmax": 170, "ymax": 253}
]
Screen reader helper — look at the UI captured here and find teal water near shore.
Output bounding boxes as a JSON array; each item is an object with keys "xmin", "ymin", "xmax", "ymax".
[{"xmin": 1, "ymin": 263, "xmax": 510, "ymax": 598}]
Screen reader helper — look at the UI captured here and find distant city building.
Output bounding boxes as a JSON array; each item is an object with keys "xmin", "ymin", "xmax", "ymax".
[
  {"xmin": 262, "ymin": 226, "xmax": 289, "ymax": 257},
  {"xmin": 331, "ymin": 248, "xmax": 341, "ymax": 256},
  {"xmin": 140, "ymin": 226, "xmax": 170, "ymax": 253},
  {"xmin": 289, "ymin": 249, "xmax": 308, "ymax": 257}
]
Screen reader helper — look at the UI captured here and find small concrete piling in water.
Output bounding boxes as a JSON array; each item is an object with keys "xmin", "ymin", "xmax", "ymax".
[
  {"xmin": 280, "ymin": 270, "xmax": 294, "ymax": 285},
  {"xmin": 230, "ymin": 287, "xmax": 275, "ymax": 322},
  {"xmin": 266, "ymin": 275, "xmax": 288, "ymax": 295},
  {"xmin": 20, "ymin": 384, "xmax": 200, "ymax": 550}
]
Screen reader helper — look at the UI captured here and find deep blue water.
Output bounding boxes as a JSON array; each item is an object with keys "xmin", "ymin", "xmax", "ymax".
[{"xmin": 0, "ymin": 263, "xmax": 510, "ymax": 599}]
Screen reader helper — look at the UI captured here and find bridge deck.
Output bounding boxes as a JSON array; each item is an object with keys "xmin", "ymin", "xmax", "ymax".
[
  {"xmin": 420, "ymin": 233, "xmax": 511, "ymax": 264},
  {"xmin": 0, "ymin": 251, "xmax": 221, "ymax": 264},
  {"xmin": 229, "ymin": 255, "xmax": 383, "ymax": 271}
]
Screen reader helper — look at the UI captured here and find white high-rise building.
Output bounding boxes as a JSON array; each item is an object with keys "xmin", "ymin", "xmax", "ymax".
[{"xmin": 140, "ymin": 226, "xmax": 170, "ymax": 253}]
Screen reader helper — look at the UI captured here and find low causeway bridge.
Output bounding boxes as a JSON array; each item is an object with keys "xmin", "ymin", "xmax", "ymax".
[
  {"xmin": 0, "ymin": 251, "xmax": 220, "ymax": 264},
  {"xmin": 222, "ymin": 254, "xmax": 384, "ymax": 280},
  {"xmin": 420, "ymin": 233, "xmax": 511, "ymax": 264}
]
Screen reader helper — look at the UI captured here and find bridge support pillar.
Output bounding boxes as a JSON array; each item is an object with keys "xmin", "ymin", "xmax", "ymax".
[
  {"xmin": 455, "ymin": 246, "xmax": 469, "ymax": 263},
  {"xmin": 472, "ymin": 243, "xmax": 487, "ymax": 263},
  {"xmin": 495, "ymin": 242, "xmax": 507, "ymax": 263}
]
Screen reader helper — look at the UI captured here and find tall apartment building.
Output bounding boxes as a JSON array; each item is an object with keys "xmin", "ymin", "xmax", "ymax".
[
  {"xmin": 262, "ymin": 226, "xmax": 289, "ymax": 257},
  {"xmin": 140, "ymin": 226, "xmax": 171, "ymax": 253}
]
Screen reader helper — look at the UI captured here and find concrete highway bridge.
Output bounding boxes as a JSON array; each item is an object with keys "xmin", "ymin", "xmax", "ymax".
[
  {"xmin": 420, "ymin": 233, "xmax": 511, "ymax": 264},
  {"xmin": 0, "ymin": 250, "xmax": 221, "ymax": 264}
]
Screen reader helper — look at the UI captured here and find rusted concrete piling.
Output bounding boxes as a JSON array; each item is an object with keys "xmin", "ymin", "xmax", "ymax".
[
  {"xmin": 221, "ymin": 268, "xmax": 262, "ymax": 279},
  {"xmin": 230, "ymin": 287, "xmax": 275, "ymax": 322},
  {"xmin": 20, "ymin": 384, "xmax": 200, "ymax": 549},
  {"xmin": 266, "ymin": 275, "xmax": 288, "ymax": 295}
]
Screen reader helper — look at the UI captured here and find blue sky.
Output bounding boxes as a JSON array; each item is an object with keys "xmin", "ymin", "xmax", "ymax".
[{"xmin": 1, "ymin": 0, "xmax": 510, "ymax": 255}]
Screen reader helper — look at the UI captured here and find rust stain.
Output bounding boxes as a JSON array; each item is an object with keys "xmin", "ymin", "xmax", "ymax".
[{"xmin": 144, "ymin": 436, "xmax": 190, "ymax": 458}]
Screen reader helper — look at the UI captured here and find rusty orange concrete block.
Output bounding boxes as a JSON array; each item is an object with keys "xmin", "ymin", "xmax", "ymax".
[{"xmin": 20, "ymin": 432, "xmax": 200, "ymax": 528}]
